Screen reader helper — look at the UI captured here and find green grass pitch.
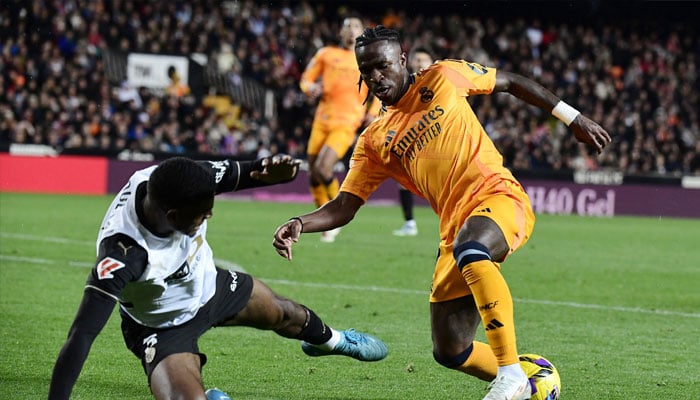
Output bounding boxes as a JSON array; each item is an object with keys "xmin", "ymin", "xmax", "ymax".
[{"xmin": 1, "ymin": 192, "xmax": 699, "ymax": 399}]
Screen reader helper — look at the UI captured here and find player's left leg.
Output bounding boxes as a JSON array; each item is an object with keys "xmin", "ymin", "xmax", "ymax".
[
  {"xmin": 452, "ymin": 187, "xmax": 534, "ymax": 399},
  {"xmin": 225, "ymin": 277, "xmax": 387, "ymax": 361},
  {"xmin": 319, "ymin": 126, "xmax": 356, "ymax": 202},
  {"xmin": 307, "ymin": 121, "xmax": 332, "ymax": 209},
  {"xmin": 314, "ymin": 146, "xmax": 341, "ymax": 243},
  {"xmin": 454, "ymin": 215, "xmax": 517, "ymax": 365},
  {"xmin": 313, "ymin": 144, "xmax": 341, "ymax": 203},
  {"xmin": 314, "ymin": 128, "xmax": 356, "ymax": 242},
  {"xmin": 308, "ymin": 154, "xmax": 330, "ymax": 208}
]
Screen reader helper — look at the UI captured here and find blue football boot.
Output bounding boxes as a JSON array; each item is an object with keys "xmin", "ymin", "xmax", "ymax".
[
  {"xmin": 301, "ymin": 328, "xmax": 388, "ymax": 361},
  {"xmin": 205, "ymin": 388, "xmax": 232, "ymax": 400}
]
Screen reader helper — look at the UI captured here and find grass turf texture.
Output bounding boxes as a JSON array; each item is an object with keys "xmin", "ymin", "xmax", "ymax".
[{"xmin": 1, "ymin": 192, "xmax": 699, "ymax": 399}]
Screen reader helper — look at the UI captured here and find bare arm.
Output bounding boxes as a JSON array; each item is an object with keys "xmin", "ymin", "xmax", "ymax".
[
  {"xmin": 494, "ymin": 71, "xmax": 612, "ymax": 153},
  {"xmin": 273, "ymin": 192, "xmax": 364, "ymax": 260}
]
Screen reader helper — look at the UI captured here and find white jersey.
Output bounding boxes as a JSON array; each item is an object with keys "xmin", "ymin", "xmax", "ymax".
[{"xmin": 94, "ymin": 166, "xmax": 217, "ymax": 328}]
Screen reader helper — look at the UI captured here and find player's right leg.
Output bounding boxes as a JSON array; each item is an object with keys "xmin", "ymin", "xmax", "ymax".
[
  {"xmin": 148, "ymin": 354, "xmax": 234, "ymax": 399},
  {"xmin": 430, "ymin": 296, "xmax": 497, "ymax": 381},
  {"xmin": 121, "ymin": 312, "xmax": 221, "ymax": 399},
  {"xmin": 150, "ymin": 353, "xmax": 207, "ymax": 400}
]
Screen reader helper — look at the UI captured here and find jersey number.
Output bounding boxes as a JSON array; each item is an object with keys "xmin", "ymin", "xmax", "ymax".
[{"xmin": 97, "ymin": 257, "xmax": 126, "ymax": 280}]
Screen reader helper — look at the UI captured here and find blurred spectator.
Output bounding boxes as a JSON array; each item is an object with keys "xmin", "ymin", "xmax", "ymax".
[{"xmin": 0, "ymin": 0, "xmax": 698, "ymax": 177}]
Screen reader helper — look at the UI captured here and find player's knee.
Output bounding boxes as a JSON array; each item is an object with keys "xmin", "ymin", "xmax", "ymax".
[
  {"xmin": 433, "ymin": 345, "xmax": 473, "ymax": 369},
  {"xmin": 453, "ymin": 241, "xmax": 492, "ymax": 271},
  {"xmin": 271, "ymin": 298, "xmax": 296, "ymax": 326},
  {"xmin": 309, "ymin": 168, "xmax": 332, "ymax": 185},
  {"xmin": 310, "ymin": 175, "xmax": 322, "ymax": 187}
]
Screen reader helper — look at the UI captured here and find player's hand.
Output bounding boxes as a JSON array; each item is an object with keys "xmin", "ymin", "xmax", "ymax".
[
  {"xmin": 251, "ymin": 155, "xmax": 302, "ymax": 184},
  {"xmin": 307, "ymin": 83, "xmax": 323, "ymax": 100},
  {"xmin": 570, "ymin": 115, "xmax": 612, "ymax": 154},
  {"xmin": 273, "ymin": 219, "xmax": 303, "ymax": 260}
]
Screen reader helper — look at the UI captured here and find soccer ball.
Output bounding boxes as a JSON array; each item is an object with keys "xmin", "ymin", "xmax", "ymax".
[{"xmin": 519, "ymin": 354, "xmax": 561, "ymax": 400}]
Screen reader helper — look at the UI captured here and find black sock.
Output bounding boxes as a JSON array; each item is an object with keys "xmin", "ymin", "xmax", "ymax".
[
  {"xmin": 399, "ymin": 189, "xmax": 414, "ymax": 221},
  {"xmin": 296, "ymin": 306, "xmax": 333, "ymax": 345}
]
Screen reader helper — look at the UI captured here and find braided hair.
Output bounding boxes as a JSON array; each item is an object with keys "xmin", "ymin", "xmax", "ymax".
[
  {"xmin": 354, "ymin": 25, "xmax": 401, "ymax": 49},
  {"xmin": 355, "ymin": 25, "xmax": 402, "ymax": 104}
]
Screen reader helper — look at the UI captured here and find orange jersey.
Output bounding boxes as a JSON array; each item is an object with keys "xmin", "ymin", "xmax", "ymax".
[
  {"xmin": 341, "ymin": 60, "xmax": 522, "ymax": 242},
  {"xmin": 300, "ymin": 46, "xmax": 375, "ymax": 129}
]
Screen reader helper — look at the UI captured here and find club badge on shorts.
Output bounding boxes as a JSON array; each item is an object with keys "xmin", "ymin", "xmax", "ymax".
[{"xmin": 143, "ymin": 333, "xmax": 158, "ymax": 364}]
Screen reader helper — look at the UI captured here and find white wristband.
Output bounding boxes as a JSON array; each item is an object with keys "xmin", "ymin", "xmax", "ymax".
[{"xmin": 551, "ymin": 101, "xmax": 580, "ymax": 126}]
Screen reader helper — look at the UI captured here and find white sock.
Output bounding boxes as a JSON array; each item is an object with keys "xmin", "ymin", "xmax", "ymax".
[
  {"xmin": 498, "ymin": 362, "xmax": 527, "ymax": 380},
  {"xmin": 315, "ymin": 328, "xmax": 342, "ymax": 350}
]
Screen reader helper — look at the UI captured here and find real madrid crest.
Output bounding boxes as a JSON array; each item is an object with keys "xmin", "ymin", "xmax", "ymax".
[{"xmin": 419, "ymin": 87, "xmax": 434, "ymax": 103}]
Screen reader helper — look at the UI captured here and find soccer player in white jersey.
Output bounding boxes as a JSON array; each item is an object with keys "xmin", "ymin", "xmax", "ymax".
[{"xmin": 49, "ymin": 155, "xmax": 387, "ymax": 400}]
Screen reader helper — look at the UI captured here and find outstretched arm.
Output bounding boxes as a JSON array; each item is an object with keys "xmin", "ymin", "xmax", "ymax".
[
  {"xmin": 48, "ymin": 289, "xmax": 115, "ymax": 400},
  {"xmin": 203, "ymin": 154, "xmax": 302, "ymax": 193},
  {"xmin": 273, "ymin": 192, "xmax": 364, "ymax": 260},
  {"xmin": 493, "ymin": 71, "xmax": 612, "ymax": 153},
  {"xmin": 50, "ymin": 234, "xmax": 145, "ymax": 399}
]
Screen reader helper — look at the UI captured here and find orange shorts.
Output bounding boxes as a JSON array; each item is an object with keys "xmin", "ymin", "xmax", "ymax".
[
  {"xmin": 429, "ymin": 181, "xmax": 535, "ymax": 303},
  {"xmin": 306, "ymin": 120, "xmax": 357, "ymax": 158}
]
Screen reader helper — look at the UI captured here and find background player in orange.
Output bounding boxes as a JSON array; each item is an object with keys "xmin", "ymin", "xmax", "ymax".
[
  {"xmin": 393, "ymin": 47, "xmax": 434, "ymax": 237},
  {"xmin": 274, "ymin": 26, "xmax": 610, "ymax": 400},
  {"xmin": 299, "ymin": 13, "xmax": 378, "ymax": 243}
]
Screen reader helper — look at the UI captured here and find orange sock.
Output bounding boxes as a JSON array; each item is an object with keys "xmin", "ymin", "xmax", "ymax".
[
  {"xmin": 456, "ymin": 341, "xmax": 498, "ymax": 381},
  {"xmin": 461, "ymin": 259, "xmax": 518, "ymax": 366},
  {"xmin": 324, "ymin": 177, "xmax": 339, "ymax": 201},
  {"xmin": 310, "ymin": 184, "xmax": 330, "ymax": 208}
]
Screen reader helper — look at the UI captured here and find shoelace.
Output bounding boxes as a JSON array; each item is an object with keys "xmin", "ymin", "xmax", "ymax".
[
  {"xmin": 342, "ymin": 329, "xmax": 366, "ymax": 345},
  {"xmin": 486, "ymin": 376, "xmax": 512, "ymax": 395}
]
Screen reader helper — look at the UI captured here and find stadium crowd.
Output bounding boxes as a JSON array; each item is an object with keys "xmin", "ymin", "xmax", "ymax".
[{"xmin": 1, "ymin": 0, "xmax": 699, "ymax": 176}]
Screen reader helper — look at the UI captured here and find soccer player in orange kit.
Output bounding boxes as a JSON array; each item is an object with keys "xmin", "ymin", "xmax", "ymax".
[
  {"xmin": 299, "ymin": 13, "xmax": 378, "ymax": 242},
  {"xmin": 275, "ymin": 26, "xmax": 611, "ymax": 400}
]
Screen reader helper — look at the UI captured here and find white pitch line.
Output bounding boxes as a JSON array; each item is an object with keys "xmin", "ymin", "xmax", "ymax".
[
  {"xmin": 0, "ymin": 232, "xmax": 93, "ymax": 246},
  {"xmin": 511, "ymin": 298, "xmax": 700, "ymax": 319},
  {"xmin": 260, "ymin": 278, "xmax": 700, "ymax": 319},
  {"xmin": 0, "ymin": 254, "xmax": 93, "ymax": 268},
  {"xmin": 2, "ymin": 231, "xmax": 699, "ymax": 320},
  {"xmin": 259, "ymin": 278, "xmax": 426, "ymax": 295}
]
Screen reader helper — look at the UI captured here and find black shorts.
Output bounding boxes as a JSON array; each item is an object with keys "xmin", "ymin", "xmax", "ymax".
[{"xmin": 120, "ymin": 268, "xmax": 254, "ymax": 379}]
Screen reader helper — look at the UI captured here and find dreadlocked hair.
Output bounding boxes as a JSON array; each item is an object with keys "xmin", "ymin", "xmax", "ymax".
[
  {"xmin": 355, "ymin": 25, "xmax": 401, "ymax": 104},
  {"xmin": 355, "ymin": 25, "xmax": 401, "ymax": 49}
]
